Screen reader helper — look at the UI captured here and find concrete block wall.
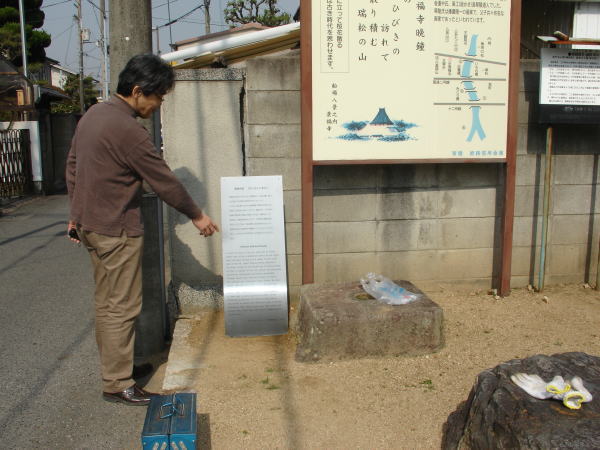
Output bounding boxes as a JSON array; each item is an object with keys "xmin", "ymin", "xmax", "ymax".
[
  {"xmin": 515, "ymin": 60, "xmax": 600, "ymax": 287},
  {"xmin": 162, "ymin": 53, "xmax": 600, "ymax": 301},
  {"xmin": 244, "ymin": 53, "xmax": 303, "ymax": 298}
]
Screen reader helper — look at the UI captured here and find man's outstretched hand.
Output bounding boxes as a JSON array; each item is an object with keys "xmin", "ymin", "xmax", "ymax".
[{"xmin": 192, "ymin": 214, "xmax": 220, "ymax": 237}]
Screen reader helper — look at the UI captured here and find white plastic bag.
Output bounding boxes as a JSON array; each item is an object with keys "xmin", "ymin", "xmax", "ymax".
[{"xmin": 360, "ymin": 273, "xmax": 420, "ymax": 305}]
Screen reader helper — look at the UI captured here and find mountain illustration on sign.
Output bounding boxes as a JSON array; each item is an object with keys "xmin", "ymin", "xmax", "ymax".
[{"xmin": 337, "ymin": 107, "xmax": 417, "ymax": 142}]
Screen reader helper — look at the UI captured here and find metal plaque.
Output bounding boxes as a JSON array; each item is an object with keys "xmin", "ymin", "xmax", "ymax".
[{"xmin": 221, "ymin": 176, "xmax": 288, "ymax": 337}]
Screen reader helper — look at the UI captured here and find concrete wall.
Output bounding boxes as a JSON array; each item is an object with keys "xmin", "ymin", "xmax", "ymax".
[
  {"xmin": 162, "ymin": 69, "xmax": 244, "ymax": 289},
  {"xmin": 162, "ymin": 53, "xmax": 600, "ymax": 300},
  {"xmin": 515, "ymin": 60, "xmax": 600, "ymax": 287}
]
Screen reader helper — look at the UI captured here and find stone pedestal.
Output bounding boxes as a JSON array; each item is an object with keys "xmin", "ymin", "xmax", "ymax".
[
  {"xmin": 443, "ymin": 352, "xmax": 600, "ymax": 450},
  {"xmin": 295, "ymin": 281, "xmax": 444, "ymax": 362}
]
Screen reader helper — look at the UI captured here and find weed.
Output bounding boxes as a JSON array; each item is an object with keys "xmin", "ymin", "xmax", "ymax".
[{"xmin": 420, "ymin": 379, "xmax": 435, "ymax": 390}]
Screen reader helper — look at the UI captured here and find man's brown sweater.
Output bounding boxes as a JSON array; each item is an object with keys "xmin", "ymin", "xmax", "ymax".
[{"xmin": 66, "ymin": 96, "xmax": 202, "ymax": 237}]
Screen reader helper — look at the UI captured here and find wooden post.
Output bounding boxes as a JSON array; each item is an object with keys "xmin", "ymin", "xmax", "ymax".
[
  {"xmin": 499, "ymin": 0, "xmax": 522, "ymax": 297},
  {"xmin": 301, "ymin": 0, "xmax": 314, "ymax": 284}
]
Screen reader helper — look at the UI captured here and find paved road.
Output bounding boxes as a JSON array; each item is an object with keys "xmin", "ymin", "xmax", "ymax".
[{"xmin": 0, "ymin": 195, "xmax": 150, "ymax": 449}]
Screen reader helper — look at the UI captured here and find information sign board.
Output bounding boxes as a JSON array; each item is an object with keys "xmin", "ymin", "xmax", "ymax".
[
  {"xmin": 539, "ymin": 48, "xmax": 600, "ymax": 124},
  {"xmin": 311, "ymin": 0, "xmax": 512, "ymax": 161},
  {"xmin": 221, "ymin": 176, "xmax": 288, "ymax": 337}
]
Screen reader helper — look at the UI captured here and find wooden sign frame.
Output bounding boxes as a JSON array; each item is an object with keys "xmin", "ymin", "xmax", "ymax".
[{"xmin": 301, "ymin": 0, "xmax": 522, "ymax": 296}]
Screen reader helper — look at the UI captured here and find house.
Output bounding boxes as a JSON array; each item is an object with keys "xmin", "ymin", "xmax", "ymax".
[{"xmin": 28, "ymin": 57, "xmax": 77, "ymax": 90}]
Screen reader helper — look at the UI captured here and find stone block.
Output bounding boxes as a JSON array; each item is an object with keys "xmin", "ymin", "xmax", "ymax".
[
  {"xmin": 295, "ymin": 281, "xmax": 444, "ymax": 362},
  {"xmin": 553, "ymin": 155, "xmax": 599, "ymax": 185},
  {"xmin": 314, "ymin": 189, "xmax": 378, "ymax": 222},
  {"xmin": 436, "ymin": 248, "xmax": 495, "ymax": 280},
  {"xmin": 377, "ymin": 220, "xmax": 440, "ymax": 251},
  {"xmin": 510, "ymin": 245, "xmax": 538, "ymax": 278},
  {"xmin": 283, "ymin": 189, "xmax": 301, "ymax": 223},
  {"xmin": 380, "ymin": 164, "xmax": 438, "ymax": 188},
  {"xmin": 438, "ymin": 187, "xmax": 498, "ymax": 218},
  {"xmin": 246, "ymin": 157, "xmax": 301, "ymax": 190},
  {"xmin": 554, "ymin": 125, "xmax": 600, "ymax": 155},
  {"xmin": 286, "ymin": 253, "xmax": 302, "ymax": 286},
  {"xmin": 516, "ymin": 154, "xmax": 542, "ymax": 186},
  {"xmin": 285, "ymin": 222, "xmax": 302, "ymax": 254},
  {"xmin": 438, "ymin": 217, "xmax": 498, "ymax": 249},
  {"xmin": 378, "ymin": 189, "xmax": 440, "ymax": 220},
  {"xmin": 245, "ymin": 53, "xmax": 300, "ymax": 91},
  {"xmin": 552, "ymin": 184, "xmax": 598, "ymax": 215},
  {"xmin": 517, "ymin": 123, "xmax": 546, "ymax": 156},
  {"xmin": 518, "ymin": 89, "xmax": 539, "ymax": 125},
  {"xmin": 515, "ymin": 185, "xmax": 543, "ymax": 217},
  {"xmin": 246, "ymin": 91, "xmax": 300, "ymax": 124},
  {"xmin": 552, "ymin": 214, "xmax": 597, "ymax": 245},
  {"xmin": 378, "ymin": 251, "xmax": 441, "ymax": 281},
  {"xmin": 314, "ymin": 221, "xmax": 376, "ymax": 253},
  {"xmin": 246, "ymin": 124, "xmax": 300, "ymax": 158},
  {"xmin": 173, "ymin": 282, "xmax": 224, "ymax": 315},
  {"xmin": 548, "ymin": 243, "xmax": 589, "ymax": 276},
  {"xmin": 314, "ymin": 253, "xmax": 378, "ymax": 283},
  {"xmin": 314, "ymin": 165, "xmax": 380, "ymax": 189},
  {"xmin": 437, "ymin": 163, "xmax": 501, "ymax": 188},
  {"xmin": 512, "ymin": 215, "xmax": 542, "ymax": 247}
]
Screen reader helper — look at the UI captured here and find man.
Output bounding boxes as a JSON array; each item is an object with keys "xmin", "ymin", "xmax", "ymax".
[{"xmin": 66, "ymin": 53, "xmax": 219, "ymax": 406}]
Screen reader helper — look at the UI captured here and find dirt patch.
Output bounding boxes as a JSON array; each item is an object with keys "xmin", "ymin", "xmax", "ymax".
[{"xmin": 168, "ymin": 284, "xmax": 600, "ymax": 449}]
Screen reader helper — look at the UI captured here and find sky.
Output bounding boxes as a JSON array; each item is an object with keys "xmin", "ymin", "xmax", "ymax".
[{"xmin": 40, "ymin": 0, "xmax": 299, "ymax": 79}]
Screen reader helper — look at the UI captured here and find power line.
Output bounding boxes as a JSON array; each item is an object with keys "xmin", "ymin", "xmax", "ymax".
[
  {"xmin": 51, "ymin": 22, "xmax": 76, "ymax": 41},
  {"xmin": 86, "ymin": 0, "xmax": 101, "ymax": 12},
  {"xmin": 64, "ymin": 18, "xmax": 75, "ymax": 68},
  {"xmin": 156, "ymin": 5, "xmax": 203, "ymax": 29},
  {"xmin": 152, "ymin": 0, "xmax": 182, "ymax": 10},
  {"xmin": 42, "ymin": 0, "xmax": 71, "ymax": 8}
]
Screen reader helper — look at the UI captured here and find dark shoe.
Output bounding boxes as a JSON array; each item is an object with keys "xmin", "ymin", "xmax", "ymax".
[
  {"xmin": 133, "ymin": 363, "xmax": 154, "ymax": 379},
  {"xmin": 102, "ymin": 384, "xmax": 158, "ymax": 406}
]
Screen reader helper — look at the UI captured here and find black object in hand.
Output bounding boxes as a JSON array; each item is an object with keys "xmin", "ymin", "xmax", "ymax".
[{"xmin": 68, "ymin": 228, "xmax": 80, "ymax": 240}]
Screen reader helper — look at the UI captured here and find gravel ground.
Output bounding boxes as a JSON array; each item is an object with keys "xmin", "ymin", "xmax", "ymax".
[{"xmin": 178, "ymin": 284, "xmax": 600, "ymax": 450}]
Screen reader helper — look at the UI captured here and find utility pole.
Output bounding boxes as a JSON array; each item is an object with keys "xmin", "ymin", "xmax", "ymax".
[
  {"xmin": 204, "ymin": 0, "xmax": 211, "ymax": 35},
  {"xmin": 99, "ymin": 0, "xmax": 109, "ymax": 100},
  {"xmin": 109, "ymin": 0, "xmax": 152, "ymax": 95},
  {"xmin": 109, "ymin": 0, "xmax": 165, "ymax": 359},
  {"xmin": 77, "ymin": 0, "xmax": 85, "ymax": 114},
  {"xmin": 17, "ymin": 0, "xmax": 28, "ymax": 77},
  {"xmin": 153, "ymin": 27, "xmax": 161, "ymax": 55}
]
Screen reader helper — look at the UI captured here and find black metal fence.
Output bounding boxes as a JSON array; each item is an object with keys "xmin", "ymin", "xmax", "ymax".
[{"xmin": 0, "ymin": 129, "xmax": 31, "ymax": 199}]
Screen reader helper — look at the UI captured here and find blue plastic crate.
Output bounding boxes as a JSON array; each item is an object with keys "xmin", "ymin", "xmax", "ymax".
[{"xmin": 142, "ymin": 393, "xmax": 197, "ymax": 450}]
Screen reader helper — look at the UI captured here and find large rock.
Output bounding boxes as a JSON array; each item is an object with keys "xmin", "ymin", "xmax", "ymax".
[
  {"xmin": 295, "ymin": 281, "xmax": 444, "ymax": 362},
  {"xmin": 443, "ymin": 352, "xmax": 600, "ymax": 450}
]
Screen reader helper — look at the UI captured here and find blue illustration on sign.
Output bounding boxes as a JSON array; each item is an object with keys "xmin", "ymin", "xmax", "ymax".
[{"xmin": 337, "ymin": 108, "xmax": 418, "ymax": 142}]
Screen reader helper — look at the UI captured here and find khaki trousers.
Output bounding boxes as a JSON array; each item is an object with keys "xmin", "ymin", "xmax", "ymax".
[{"xmin": 79, "ymin": 228, "xmax": 143, "ymax": 393}]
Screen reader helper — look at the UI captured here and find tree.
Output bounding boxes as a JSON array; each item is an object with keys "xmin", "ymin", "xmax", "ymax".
[
  {"xmin": 224, "ymin": 0, "xmax": 291, "ymax": 27},
  {"xmin": 0, "ymin": 0, "xmax": 50, "ymax": 69},
  {"xmin": 51, "ymin": 73, "xmax": 98, "ymax": 114}
]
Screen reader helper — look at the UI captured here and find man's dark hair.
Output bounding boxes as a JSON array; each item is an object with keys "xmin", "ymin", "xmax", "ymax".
[{"xmin": 116, "ymin": 53, "xmax": 175, "ymax": 97}]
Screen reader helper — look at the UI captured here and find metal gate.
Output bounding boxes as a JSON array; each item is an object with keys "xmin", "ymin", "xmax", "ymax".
[{"xmin": 0, "ymin": 129, "xmax": 31, "ymax": 199}]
